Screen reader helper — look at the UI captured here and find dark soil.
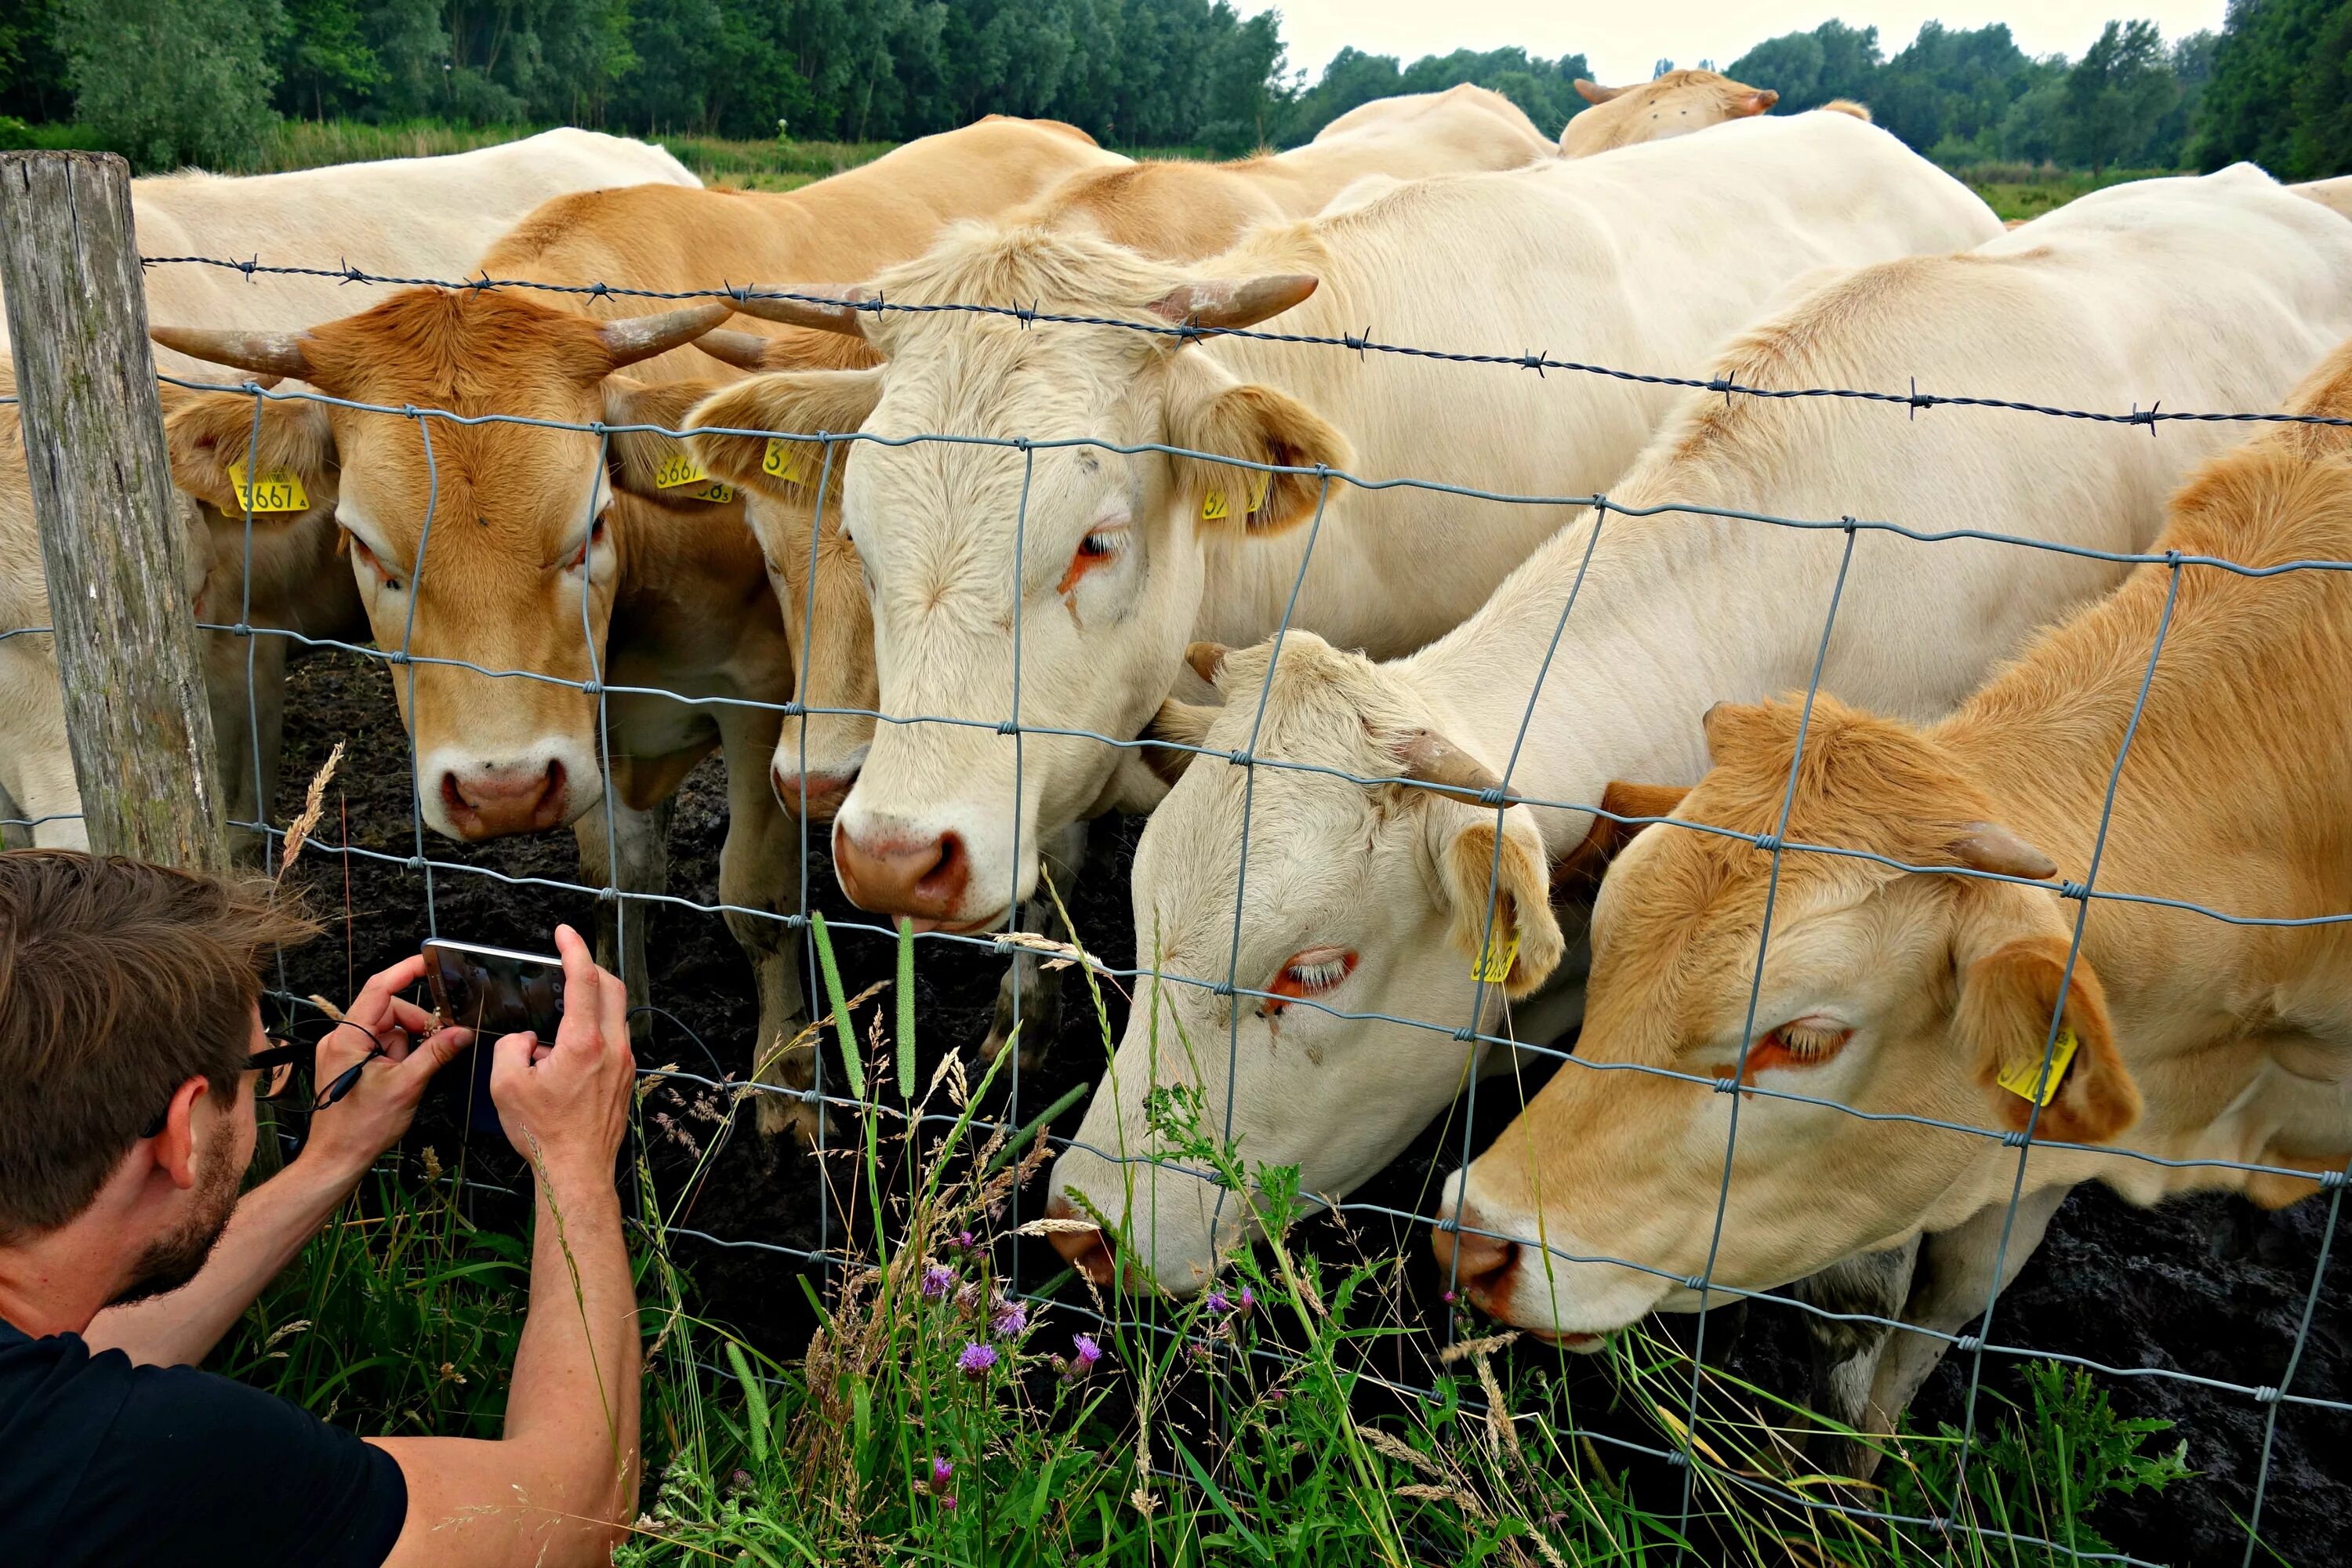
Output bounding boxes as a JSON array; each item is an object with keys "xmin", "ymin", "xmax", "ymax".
[{"xmin": 267, "ymin": 643, "xmax": 2347, "ymax": 1567}]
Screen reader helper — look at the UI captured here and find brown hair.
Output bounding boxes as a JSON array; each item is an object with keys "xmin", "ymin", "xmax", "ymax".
[{"xmin": 0, "ymin": 851, "xmax": 318, "ymax": 1239}]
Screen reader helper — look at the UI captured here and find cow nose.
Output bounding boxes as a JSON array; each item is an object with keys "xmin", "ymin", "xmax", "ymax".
[
  {"xmin": 832, "ymin": 819, "xmax": 969, "ymax": 920},
  {"xmin": 1044, "ymin": 1196, "xmax": 1117, "ymax": 1287},
  {"xmin": 441, "ymin": 760, "xmax": 568, "ymax": 838},
  {"xmin": 1432, "ymin": 1199, "xmax": 1518, "ymax": 1310},
  {"xmin": 772, "ymin": 761, "xmax": 856, "ymax": 821}
]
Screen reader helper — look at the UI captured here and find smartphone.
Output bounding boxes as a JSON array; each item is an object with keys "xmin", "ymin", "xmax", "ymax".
[{"xmin": 422, "ymin": 938, "xmax": 565, "ymax": 1135}]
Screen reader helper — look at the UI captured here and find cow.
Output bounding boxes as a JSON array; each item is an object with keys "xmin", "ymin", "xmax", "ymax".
[
  {"xmin": 682, "ymin": 89, "xmax": 1556, "ymax": 1066},
  {"xmin": 1033, "ymin": 165, "xmax": 2352, "ymax": 1308},
  {"xmin": 1436, "ymin": 334, "xmax": 2352, "ymax": 1470},
  {"xmin": 699, "ymin": 111, "xmax": 1994, "ymax": 1009},
  {"xmin": 148, "ymin": 115, "xmax": 1127, "ymax": 1138},
  {"xmin": 0, "ymin": 129, "xmax": 701, "ymax": 854},
  {"xmin": 1557, "ymin": 70, "xmax": 1784, "ymax": 158}
]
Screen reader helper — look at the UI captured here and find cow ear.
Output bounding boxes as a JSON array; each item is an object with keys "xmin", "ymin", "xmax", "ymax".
[
  {"xmin": 1145, "ymin": 697, "xmax": 1219, "ymax": 787},
  {"xmin": 602, "ymin": 378, "xmax": 728, "ymax": 502},
  {"xmin": 1431, "ymin": 809, "xmax": 1566, "ymax": 999},
  {"xmin": 1553, "ymin": 780, "xmax": 1691, "ymax": 895},
  {"xmin": 1167, "ymin": 382, "xmax": 1352, "ymax": 535},
  {"xmin": 1955, "ymin": 932, "xmax": 2140, "ymax": 1145},
  {"xmin": 1573, "ymin": 78, "xmax": 1623, "ymax": 105},
  {"xmin": 161, "ymin": 387, "xmax": 337, "ymax": 524},
  {"xmin": 1737, "ymin": 88, "xmax": 1779, "ymax": 116},
  {"xmin": 685, "ymin": 368, "xmax": 880, "ymax": 504}
]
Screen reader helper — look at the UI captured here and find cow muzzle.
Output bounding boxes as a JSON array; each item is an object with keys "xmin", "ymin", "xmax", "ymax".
[
  {"xmin": 831, "ymin": 816, "xmax": 994, "ymax": 929},
  {"xmin": 438, "ymin": 759, "xmax": 571, "ymax": 839}
]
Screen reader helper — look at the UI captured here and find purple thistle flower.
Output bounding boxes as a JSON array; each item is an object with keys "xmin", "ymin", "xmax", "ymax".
[
  {"xmin": 940, "ymin": 1494, "xmax": 958, "ymax": 1511},
  {"xmin": 1442, "ymin": 1290, "xmax": 1457, "ymax": 1305},
  {"xmin": 1236, "ymin": 1284, "xmax": 1255, "ymax": 1317},
  {"xmin": 949, "ymin": 1229, "xmax": 975, "ymax": 1253},
  {"xmin": 991, "ymin": 1301, "xmax": 1028, "ymax": 1338},
  {"xmin": 957, "ymin": 1341, "xmax": 997, "ymax": 1379},
  {"xmin": 1204, "ymin": 1290, "xmax": 1232, "ymax": 1316},
  {"xmin": 927, "ymin": 1456, "xmax": 954, "ymax": 1495},
  {"xmin": 1068, "ymin": 1334, "xmax": 1102, "ymax": 1381},
  {"xmin": 920, "ymin": 1264, "xmax": 955, "ymax": 1301}
]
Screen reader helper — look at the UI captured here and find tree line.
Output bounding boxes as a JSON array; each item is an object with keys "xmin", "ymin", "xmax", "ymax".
[{"xmin": 1, "ymin": 0, "xmax": 2346, "ymax": 180}]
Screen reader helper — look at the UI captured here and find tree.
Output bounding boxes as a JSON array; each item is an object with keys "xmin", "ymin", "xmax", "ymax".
[
  {"xmin": 2059, "ymin": 19, "xmax": 2178, "ymax": 173},
  {"xmin": 0, "ymin": 0, "xmax": 74, "ymax": 125},
  {"xmin": 2194, "ymin": 0, "xmax": 2352, "ymax": 176},
  {"xmin": 275, "ymin": 0, "xmax": 383, "ymax": 122},
  {"xmin": 56, "ymin": 0, "xmax": 285, "ymax": 170},
  {"xmin": 1727, "ymin": 20, "xmax": 1882, "ymax": 113}
]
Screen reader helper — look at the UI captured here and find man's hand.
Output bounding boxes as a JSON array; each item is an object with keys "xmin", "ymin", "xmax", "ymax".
[
  {"xmin": 299, "ymin": 953, "xmax": 473, "ymax": 1185},
  {"xmin": 489, "ymin": 924, "xmax": 633, "ymax": 1181}
]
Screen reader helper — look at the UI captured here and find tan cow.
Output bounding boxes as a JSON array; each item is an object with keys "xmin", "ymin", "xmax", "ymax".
[
  {"xmin": 0, "ymin": 129, "xmax": 701, "ymax": 852},
  {"xmin": 1438, "ymin": 339, "xmax": 2352, "ymax": 1454},
  {"xmin": 1558, "ymin": 70, "xmax": 1783, "ymax": 158},
  {"xmin": 1040, "ymin": 165, "xmax": 2352, "ymax": 1300},
  {"xmin": 152, "ymin": 115, "xmax": 1125, "ymax": 1134}
]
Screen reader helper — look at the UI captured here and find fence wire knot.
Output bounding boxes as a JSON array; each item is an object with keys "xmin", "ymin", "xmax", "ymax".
[
  {"xmin": 1226, "ymin": 748, "xmax": 1254, "ymax": 768},
  {"xmin": 2256, "ymin": 1385, "xmax": 2284, "ymax": 1405},
  {"xmin": 1451, "ymin": 1025, "xmax": 1477, "ymax": 1042},
  {"xmin": 1955, "ymin": 1334, "xmax": 1984, "ymax": 1352},
  {"xmin": 2001, "ymin": 1129, "xmax": 2033, "ymax": 1148},
  {"xmin": 2057, "ymin": 878, "xmax": 2091, "ymax": 900}
]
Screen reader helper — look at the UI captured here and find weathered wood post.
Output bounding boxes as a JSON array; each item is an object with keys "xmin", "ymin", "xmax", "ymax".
[{"xmin": 0, "ymin": 151, "xmax": 227, "ymax": 871}]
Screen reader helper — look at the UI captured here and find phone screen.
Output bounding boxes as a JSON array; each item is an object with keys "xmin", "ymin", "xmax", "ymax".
[{"xmin": 422, "ymin": 940, "xmax": 564, "ymax": 1135}]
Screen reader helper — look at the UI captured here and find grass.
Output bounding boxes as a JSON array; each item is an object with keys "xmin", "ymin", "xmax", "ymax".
[
  {"xmin": 1946, "ymin": 163, "xmax": 2183, "ymax": 223},
  {"xmin": 216, "ymin": 917, "xmax": 2202, "ymax": 1566}
]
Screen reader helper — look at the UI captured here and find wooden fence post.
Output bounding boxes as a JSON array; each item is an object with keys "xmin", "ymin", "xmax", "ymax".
[{"xmin": 0, "ymin": 151, "xmax": 227, "ymax": 871}]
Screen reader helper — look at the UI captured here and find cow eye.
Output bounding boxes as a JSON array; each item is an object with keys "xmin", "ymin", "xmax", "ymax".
[
  {"xmin": 348, "ymin": 532, "xmax": 403, "ymax": 594},
  {"xmin": 1055, "ymin": 524, "xmax": 1127, "ymax": 596},
  {"xmin": 567, "ymin": 514, "xmax": 607, "ymax": 572},
  {"xmin": 1737, "ymin": 1017, "xmax": 1853, "ymax": 1080},
  {"xmin": 1259, "ymin": 946, "xmax": 1356, "ymax": 1018}
]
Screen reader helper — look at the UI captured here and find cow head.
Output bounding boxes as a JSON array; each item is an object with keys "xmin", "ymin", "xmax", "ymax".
[
  {"xmin": 709, "ymin": 228, "xmax": 1349, "ymax": 931},
  {"xmin": 685, "ymin": 332, "xmax": 883, "ymax": 822},
  {"xmin": 152, "ymin": 289, "xmax": 730, "ymax": 840},
  {"xmin": 1042, "ymin": 633, "xmax": 1568, "ymax": 1292},
  {"xmin": 1436, "ymin": 695, "xmax": 2140, "ymax": 1345},
  {"xmin": 1559, "ymin": 70, "xmax": 1779, "ymax": 158}
]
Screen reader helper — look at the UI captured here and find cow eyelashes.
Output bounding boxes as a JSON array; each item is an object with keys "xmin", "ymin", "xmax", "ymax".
[
  {"xmin": 1056, "ymin": 524, "xmax": 1128, "ymax": 597},
  {"xmin": 1259, "ymin": 947, "xmax": 1357, "ymax": 1018},
  {"xmin": 1733, "ymin": 1017, "xmax": 1854, "ymax": 1082},
  {"xmin": 566, "ymin": 514, "xmax": 609, "ymax": 573},
  {"xmin": 348, "ymin": 533, "xmax": 404, "ymax": 594}
]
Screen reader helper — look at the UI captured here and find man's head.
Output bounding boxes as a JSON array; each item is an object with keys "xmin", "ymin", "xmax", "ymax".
[{"xmin": 0, "ymin": 852, "xmax": 318, "ymax": 1298}]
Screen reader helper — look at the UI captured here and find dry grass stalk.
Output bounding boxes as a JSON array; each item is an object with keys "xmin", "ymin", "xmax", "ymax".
[
  {"xmin": 1353, "ymin": 1423, "xmax": 1445, "ymax": 1479},
  {"xmin": 277, "ymin": 741, "xmax": 344, "ymax": 877},
  {"xmin": 1437, "ymin": 1330, "xmax": 1520, "ymax": 1364}
]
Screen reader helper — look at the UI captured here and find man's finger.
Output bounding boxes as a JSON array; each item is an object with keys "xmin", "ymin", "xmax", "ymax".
[
  {"xmin": 552, "ymin": 924, "xmax": 603, "ymax": 1054},
  {"xmin": 487, "ymin": 1030, "xmax": 539, "ymax": 1098},
  {"xmin": 384, "ymin": 996, "xmax": 437, "ymax": 1036},
  {"xmin": 397, "ymin": 1025, "xmax": 474, "ymax": 1085},
  {"xmin": 350, "ymin": 953, "xmax": 428, "ymax": 1018},
  {"xmin": 598, "ymin": 969, "xmax": 630, "ymax": 1058}
]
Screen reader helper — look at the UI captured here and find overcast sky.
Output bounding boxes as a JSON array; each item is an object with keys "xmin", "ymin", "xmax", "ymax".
[{"xmin": 1248, "ymin": 3, "xmax": 2232, "ymax": 88}]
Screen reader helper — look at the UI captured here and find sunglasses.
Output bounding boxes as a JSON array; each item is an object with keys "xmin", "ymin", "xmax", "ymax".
[{"xmin": 137, "ymin": 1023, "xmax": 389, "ymax": 1140}]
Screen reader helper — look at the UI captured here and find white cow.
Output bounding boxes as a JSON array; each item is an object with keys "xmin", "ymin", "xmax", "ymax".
[
  {"xmin": 1047, "ymin": 166, "xmax": 2352, "ymax": 1301},
  {"xmin": 710, "ymin": 110, "xmax": 1998, "ymax": 952},
  {"xmin": 0, "ymin": 129, "xmax": 699, "ymax": 849}
]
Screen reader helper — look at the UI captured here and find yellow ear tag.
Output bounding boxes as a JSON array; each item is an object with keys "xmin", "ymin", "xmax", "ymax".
[
  {"xmin": 1996, "ymin": 1025, "xmax": 2079, "ymax": 1106},
  {"xmin": 762, "ymin": 439, "xmax": 808, "ymax": 483},
  {"xmin": 652, "ymin": 450, "xmax": 734, "ymax": 503},
  {"xmin": 1472, "ymin": 924, "xmax": 1520, "ymax": 985},
  {"xmin": 1200, "ymin": 470, "xmax": 1273, "ymax": 524},
  {"xmin": 227, "ymin": 459, "xmax": 309, "ymax": 514}
]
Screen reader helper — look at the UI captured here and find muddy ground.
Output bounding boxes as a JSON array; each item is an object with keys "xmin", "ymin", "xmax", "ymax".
[{"xmin": 266, "ymin": 644, "xmax": 2347, "ymax": 1566}]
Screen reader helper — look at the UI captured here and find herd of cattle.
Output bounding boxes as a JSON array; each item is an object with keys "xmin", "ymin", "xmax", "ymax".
[{"xmin": 5, "ymin": 67, "xmax": 2352, "ymax": 1465}]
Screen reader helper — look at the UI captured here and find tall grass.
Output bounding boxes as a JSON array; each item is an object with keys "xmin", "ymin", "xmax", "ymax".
[
  {"xmin": 220, "ymin": 917, "xmax": 2194, "ymax": 1566},
  {"xmin": 1945, "ymin": 163, "xmax": 2179, "ymax": 223}
]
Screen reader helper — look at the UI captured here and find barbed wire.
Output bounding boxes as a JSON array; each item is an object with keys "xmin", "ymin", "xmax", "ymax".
[{"xmin": 7, "ymin": 256, "xmax": 2347, "ymax": 1566}]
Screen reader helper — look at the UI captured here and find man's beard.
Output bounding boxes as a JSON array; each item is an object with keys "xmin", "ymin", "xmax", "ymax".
[{"xmin": 108, "ymin": 1127, "xmax": 243, "ymax": 1308}]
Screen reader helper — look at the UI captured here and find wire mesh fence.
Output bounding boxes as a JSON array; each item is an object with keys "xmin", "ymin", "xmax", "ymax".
[{"xmin": 5, "ymin": 250, "xmax": 2350, "ymax": 1566}]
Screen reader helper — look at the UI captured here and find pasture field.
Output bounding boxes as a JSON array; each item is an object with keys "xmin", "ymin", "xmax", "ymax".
[{"xmin": 202, "ymin": 646, "xmax": 2345, "ymax": 1567}]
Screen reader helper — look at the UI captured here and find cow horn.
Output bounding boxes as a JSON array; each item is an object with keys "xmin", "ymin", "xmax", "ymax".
[
  {"xmin": 1573, "ymin": 78, "xmax": 1626, "ymax": 105},
  {"xmin": 1744, "ymin": 89, "xmax": 1780, "ymax": 114},
  {"xmin": 1145, "ymin": 274, "xmax": 1319, "ymax": 336},
  {"xmin": 1392, "ymin": 728, "xmax": 1510, "ymax": 807},
  {"xmin": 695, "ymin": 328, "xmax": 782, "ymax": 372},
  {"xmin": 151, "ymin": 326, "xmax": 314, "ymax": 381},
  {"xmin": 729, "ymin": 284, "xmax": 873, "ymax": 339},
  {"xmin": 1185, "ymin": 641, "xmax": 1231, "ymax": 685},
  {"xmin": 599, "ymin": 303, "xmax": 734, "ymax": 368},
  {"xmin": 1951, "ymin": 822, "xmax": 2057, "ymax": 881}
]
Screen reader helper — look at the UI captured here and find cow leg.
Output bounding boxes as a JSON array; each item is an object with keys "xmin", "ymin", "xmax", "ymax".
[
  {"xmin": 1791, "ymin": 1240, "xmax": 1921, "ymax": 1482},
  {"xmin": 0, "ymin": 643, "xmax": 89, "ymax": 851},
  {"xmin": 981, "ymin": 818, "xmax": 1090, "ymax": 1071},
  {"xmin": 573, "ymin": 793, "xmax": 670, "ymax": 1044},
  {"xmin": 208, "ymin": 627, "xmax": 289, "ymax": 864},
  {"xmin": 715, "ymin": 702, "xmax": 817, "ymax": 1142},
  {"xmin": 1858, "ymin": 1184, "xmax": 2070, "ymax": 1459}
]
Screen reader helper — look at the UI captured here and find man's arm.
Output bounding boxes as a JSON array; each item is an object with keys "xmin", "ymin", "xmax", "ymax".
[
  {"xmin": 371, "ymin": 925, "xmax": 641, "ymax": 1568},
  {"xmin": 84, "ymin": 958, "xmax": 471, "ymax": 1367}
]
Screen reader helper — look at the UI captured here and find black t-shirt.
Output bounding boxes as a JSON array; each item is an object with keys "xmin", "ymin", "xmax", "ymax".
[{"xmin": 0, "ymin": 1316, "xmax": 408, "ymax": 1567}]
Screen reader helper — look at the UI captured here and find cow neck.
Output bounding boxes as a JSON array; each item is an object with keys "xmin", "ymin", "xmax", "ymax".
[{"xmin": 1398, "ymin": 496, "xmax": 1818, "ymax": 855}]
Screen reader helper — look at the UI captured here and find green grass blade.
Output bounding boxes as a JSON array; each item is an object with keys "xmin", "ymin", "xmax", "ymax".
[
  {"xmin": 809, "ymin": 911, "xmax": 866, "ymax": 1101},
  {"xmin": 1174, "ymin": 1438, "xmax": 1271, "ymax": 1564},
  {"xmin": 896, "ymin": 916, "xmax": 916, "ymax": 1101},
  {"xmin": 982, "ymin": 1080, "xmax": 1091, "ymax": 1176},
  {"xmin": 725, "ymin": 1340, "xmax": 771, "ymax": 1470}
]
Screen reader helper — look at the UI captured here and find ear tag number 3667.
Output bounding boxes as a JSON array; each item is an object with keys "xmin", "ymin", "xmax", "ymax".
[
  {"xmin": 227, "ymin": 459, "xmax": 309, "ymax": 514},
  {"xmin": 653, "ymin": 450, "xmax": 735, "ymax": 503}
]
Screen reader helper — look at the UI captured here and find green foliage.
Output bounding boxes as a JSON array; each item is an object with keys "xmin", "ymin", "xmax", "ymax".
[
  {"xmin": 1284, "ymin": 44, "xmax": 1595, "ymax": 143},
  {"xmin": 2062, "ymin": 20, "xmax": 2181, "ymax": 173},
  {"xmin": 2195, "ymin": 0, "xmax": 2352, "ymax": 176},
  {"xmin": 53, "ymin": 0, "xmax": 285, "ymax": 172}
]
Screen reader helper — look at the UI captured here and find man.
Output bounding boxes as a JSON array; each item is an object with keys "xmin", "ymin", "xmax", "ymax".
[{"xmin": 0, "ymin": 850, "xmax": 641, "ymax": 1567}]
